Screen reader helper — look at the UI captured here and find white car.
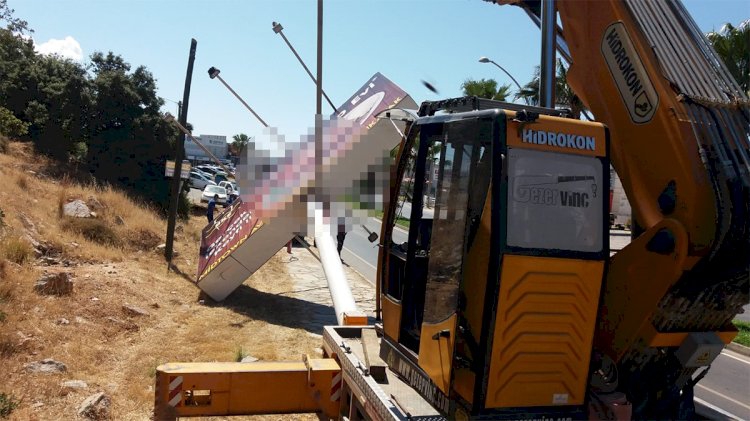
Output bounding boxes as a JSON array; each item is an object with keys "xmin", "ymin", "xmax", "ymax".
[
  {"xmin": 201, "ymin": 185, "xmax": 228, "ymax": 206},
  {"xmin": 219, "ymin": 181, "xmax": 238, "ymax": 195},
  {"xmin": 188, "ymin": 172, "xmax": 216, "ymax": 190}
]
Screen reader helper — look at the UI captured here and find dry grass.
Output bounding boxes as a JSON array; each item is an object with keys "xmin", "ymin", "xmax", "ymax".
[
  {"xmin": 0, "ymin": 142, "xmax": 325, "ymax": 420},
  {"xmin": 0, "ymin": 237, "xmax": 32, "ymax": 265}
]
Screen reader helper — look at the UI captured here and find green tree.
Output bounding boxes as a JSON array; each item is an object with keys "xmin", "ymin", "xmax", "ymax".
[
  {"xmin": 515, "ymin": 59, "xmax": 589, "ymax": 120},
  {"xmin": 461, "ymin": 78, "xmax": 511, "ymax": 101},
  {"xmin": 707, "ymin": 21, "xmax": 749, "ymax": 95},
  {"xmin": 87, "ymin": 52, "xmax": 177, "ymax": 209},
  {"xmin": 231, "ymin": 133, "xmax": 251, "ymax": 156},
  {"xmin": 0, "ymin": 0, "xmax": 32, "ymax": 35},
  {"xmin": 24, "ymin": 55, "xmax": 91, "ymax": 160},
  {"xmin": 0, "ymin": 106, "xmax": 28, "ymax": 138}
]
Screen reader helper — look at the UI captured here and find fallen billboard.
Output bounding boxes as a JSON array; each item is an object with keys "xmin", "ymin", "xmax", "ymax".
[{"xmin": 195, "ymin": 72, "xmax": 417, "ymax": 301}]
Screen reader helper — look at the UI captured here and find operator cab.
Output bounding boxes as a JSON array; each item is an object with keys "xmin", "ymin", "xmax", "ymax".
[{"xmin": 378, "ymin": 97, "xmax": 610, "ymax": 419}]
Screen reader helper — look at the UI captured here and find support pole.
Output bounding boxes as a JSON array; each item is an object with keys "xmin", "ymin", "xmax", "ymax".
[
  {"xmin": 273, "ymin": 22, "xmax": 337, "ymax": 113},
  {"xmin": 540, "ymin": 0, "xmax": 557, "ymax": 108},
  {"xmin": 165, "ymin": 38, "xmax": 197, "ymax": 266}
]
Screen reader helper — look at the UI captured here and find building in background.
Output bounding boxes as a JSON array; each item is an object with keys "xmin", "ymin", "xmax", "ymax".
[{"xmin": 185, "ymin": 134, "xmax": 228, "ymax": 164}]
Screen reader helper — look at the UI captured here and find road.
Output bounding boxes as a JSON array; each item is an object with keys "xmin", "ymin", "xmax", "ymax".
[{"xmin": 341, "ymin": 217, "xmax": 750, "ymax": 420}]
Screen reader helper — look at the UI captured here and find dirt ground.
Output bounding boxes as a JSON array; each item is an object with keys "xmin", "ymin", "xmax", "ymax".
[{"xmin": 0, "ymin": 142, "xmax": 350, "ymax": 420}]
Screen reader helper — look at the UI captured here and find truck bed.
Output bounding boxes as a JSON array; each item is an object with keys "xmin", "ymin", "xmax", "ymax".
[{"xmin": 322, "ymin": 325, "xmax": 444, "ymax": 421}]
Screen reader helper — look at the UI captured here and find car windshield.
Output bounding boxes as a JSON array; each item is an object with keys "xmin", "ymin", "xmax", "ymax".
[{"xmin": 205, "ymin": 186, "xmax": 226, "ymax": 195}]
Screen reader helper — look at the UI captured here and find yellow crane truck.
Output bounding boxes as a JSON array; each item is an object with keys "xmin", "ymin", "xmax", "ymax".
[{"xmin": 154, "ymin": 0, "xmax": 749, "ymax": 419}]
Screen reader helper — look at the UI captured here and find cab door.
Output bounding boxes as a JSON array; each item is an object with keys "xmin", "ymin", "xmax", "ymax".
[{"xmin": 416, "ymin": 118, "xmax": 493, "ymax": 394}]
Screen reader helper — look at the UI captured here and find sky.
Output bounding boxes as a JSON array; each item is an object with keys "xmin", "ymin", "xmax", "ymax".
[{"xmin": 9, "ymin": 0, "xmax": 750, "ymax": 146}]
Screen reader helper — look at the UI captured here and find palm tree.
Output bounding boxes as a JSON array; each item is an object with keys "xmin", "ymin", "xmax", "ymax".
[
  {"xmin": 231, "ymin": 133, "xmax": 251, "ymax": 157},
  {"xmin": 706, "ymin": 20, "xmax": 749, "ymax": 95},
  {"xmin": 461, "ymin": 78, "xmax": 512, "ymax": 101},
  {"xmin": 515, "ymin": 59, "xmax": 589, "ymax": 120}
]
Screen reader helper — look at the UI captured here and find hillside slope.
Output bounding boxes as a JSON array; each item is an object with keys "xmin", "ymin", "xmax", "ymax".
[{"xmin": 0, "ymin": 142, "xmax": 326, "ymax": 420}]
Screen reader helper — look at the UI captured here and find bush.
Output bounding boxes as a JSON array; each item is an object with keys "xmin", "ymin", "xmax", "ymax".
[
  {"xmin": 0, "ymin": 106, "xmax": 29, "ymax": 140},
  {"xmin": 733, "ymin": 320, "xmax": 750, "ymax": 347},
  {"xmin": 0, "ymin": 136, "xmax": 7, "ymax": 154},
  {"xmin": 125, "ymin": 228, "xmax": 161, "ymax": 251},
  {"xmin": 0, "ymin": 392, "xmax": 18, "ymax": 418},
  {"xmin": 60, "ymin": 217, "xmax": 120, "ymax": 247},
  {"xmin": 0, "ymin": 237, "xmax": 33, "ymax": 265}
]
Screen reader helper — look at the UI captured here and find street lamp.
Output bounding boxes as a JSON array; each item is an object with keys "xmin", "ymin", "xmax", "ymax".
[
  {"xmin": 272, "ymin": 21, "xmax": 338, "ymax": 113},
  {"xmin": 207, "ymin": 66, "xmax": 269, "ymax": 128},
  {"xmin": 478, "ymin": 56, "xmax": 529, "ymax": 104}
]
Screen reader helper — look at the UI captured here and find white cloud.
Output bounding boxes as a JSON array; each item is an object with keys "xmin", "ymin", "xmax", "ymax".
[{"xmin": 35, "ymin": 36, "xmax": 83, "ymax": 61}]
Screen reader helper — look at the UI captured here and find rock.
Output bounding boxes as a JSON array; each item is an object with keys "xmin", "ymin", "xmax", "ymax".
[
  {"xmin": 63, "ymin": 200, "xmax": 92, "ymax": 218},
  {"xmin": 18, "ymin": 212, "xmax": 37, "ymax": 232},
  {"xmin": 34, "ymin": 272, "xmax": 73, "ymax": 295},
  {"xmin": 77, "ymin": 392, "xmax": 111, "ymax": 420},
  {"xmin": 25, "ymin": 358, "xmax": 67, "ymax": 373},
  {"xmin": 56, "ymin": 318, "xmax": 70, "ymax": 325},
  {"xmin": 62, "ymin": 380, "xmax": 88, "ymax": 389},
  {"xmin": 86, "ymin": 196, "xmax": 104, "ymax": 211},
  {"xmin": 31, "ymin": 402, "xmax": 44, "ymax": 409},
  {"xmin": 156, "ymin": 244, "xmax": 166, "ymax": 251},
  {"xmin": 240, "ymin": 355, "xmax": 259, "ymax": 363},
  {"xmin": 114, "ymin": 215, "xmax": 125, "ymax": 226},
  {"xmin": 91, "ymin": 297, "xmax": 99, "ymax": 302},
  {"xmin": 122, "ymin": 304, "xmax": 149, "ymax": 317},
  {"xmin": 70, "ymin": 242, "xmax": 80, "ymax": 248},
  {"xmin": 149, "ymin": 303, "xmax": 160, "ymax": 309},
  {"xmin": 106, "ymin": 317, "xmax": 138, "ymax": 332},
  {"xmin": 39, "ymin": 256, "xmax": 61, "ymax": 266}
]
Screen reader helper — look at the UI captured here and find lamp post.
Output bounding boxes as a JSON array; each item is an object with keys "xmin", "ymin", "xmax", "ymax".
[
  {"xmin": 273, "ymin": 21, "xmax": 337, "ymax": 114},
  {"xmin": 207, "ymin": 66, "xmax": 269, "ymax": 128},
  {"xmin": 478, "ymin": 56, "xmax": 529, "ymax": 104}
]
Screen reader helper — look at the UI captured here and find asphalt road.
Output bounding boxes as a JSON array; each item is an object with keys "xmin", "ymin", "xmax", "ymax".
[
  {"xmin": 340, "ymin": 218, "xmax": 750, "ymax": 420},
  {"xmin": 695, "ymin": 350, "xmax": 750, "ymax": 420}
]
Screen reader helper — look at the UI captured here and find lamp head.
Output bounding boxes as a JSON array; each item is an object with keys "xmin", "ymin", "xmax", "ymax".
[
  {"xmin": 208, "ymin": 67, "xmax": 221, "ymax": 79},
  {"xmin": 272, "ymin": 21, "xmax": 283, "ymax": 34},
  {"xmin": 478, "ymin": 57, "xmax": 491, "ymax": 63}
]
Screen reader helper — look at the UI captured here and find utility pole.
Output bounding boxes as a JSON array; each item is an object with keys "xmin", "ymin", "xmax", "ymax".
[
  {"xmin": 165, "ymin": 38, "xmax": 197, "ymax": 267},
  {"xmin": 315, "ymin": 0, "xmax": 323, "ymax": 205}
]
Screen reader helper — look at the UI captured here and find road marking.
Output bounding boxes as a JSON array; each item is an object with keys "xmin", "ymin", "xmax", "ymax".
[
  {"xmin": 696, "ymin": 383, "xmax": 750, "ymax": 411},
  {"xmin": 721, "ymin": 350, "xmax": 750, "ymax": 366},
  {"xmin": 694, "ymin": 397, "xmax": 744, "ymax": 421},
  {"xmin": 342, "ymin": 246, "xmax": 375, "ymax": 285}
]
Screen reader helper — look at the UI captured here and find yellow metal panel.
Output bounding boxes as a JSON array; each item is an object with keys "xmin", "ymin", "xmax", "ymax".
[
  {"xmin": 595, "ymin": 218, "xmax": 687, "ymax": 360},
  {"xmin": 154, "ymin": 359, "xmax": 341, "ymax": 419},
  {"xmin": 418, "ymin": 314, "xmax": 457, "ymax": 394},
  {"xmin": 381, "ymin": 295, "xmax": 402, "ymax": 341},
  {"xmin": 505, "ymin": 113, "xmax": 608, "ymax": 158},
  {"xmin": 452, "ymin": 187, "xmax": 492, "ymax": 404},
  {"xmin": 558, "ymin": 0, "xmax": 717, "ymax": 253},
  {"xmin": 485, "ymin": 255, "xmax": 604, "ymax": 408}
]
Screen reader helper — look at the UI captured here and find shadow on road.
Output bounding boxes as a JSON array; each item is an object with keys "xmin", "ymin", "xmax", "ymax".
[{"xmin": 202, "ymin": 284, "xmax": 338, "ymax": 334}]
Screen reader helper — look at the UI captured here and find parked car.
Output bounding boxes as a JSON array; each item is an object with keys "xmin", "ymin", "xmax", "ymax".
[
  {"xmin": 188, "ymin": 172, "xmax": 216, "ymax": 190},
  {"xmin": 192, "ymin": 168, "xmax": 212, "ymax": 179},
  {"xmin": 219, "ymin": 181, "xmax": 238, "ymax": 195},
  {"xmin": 201, "ymin": 185, "xmax": 228, "ymax": 206},
  {"xmin": 196, "ymin": 165, "xmax": 220, "ymax": 176},
  {"xmin": 214, "ymin": 172, "xmax": 229, "ymax": 184}
]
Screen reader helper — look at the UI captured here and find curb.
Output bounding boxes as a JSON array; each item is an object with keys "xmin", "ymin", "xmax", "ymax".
[{"xmin": 726, "ymin": 342, "xmax": 750, "ymax": 357}]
